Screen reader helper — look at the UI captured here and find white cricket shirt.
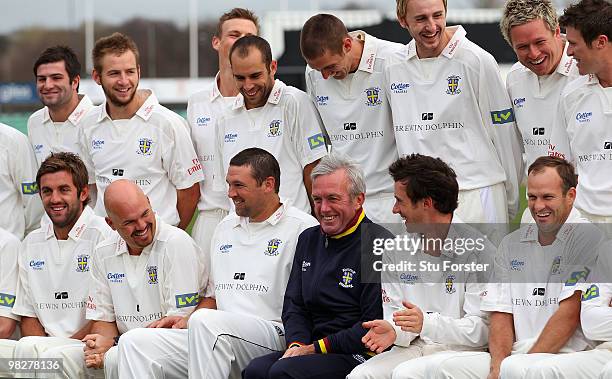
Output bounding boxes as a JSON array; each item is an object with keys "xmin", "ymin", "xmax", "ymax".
[
  {"xmin": 0, "ymin": 227, "xmax": 21, "ymax": 320},
  {"xmin": 78, "ymin": 90, "xmax": 204, "ymax": 225},
  {"xmin": 305, "ymin": 31, "xmax": 401, "ymax": 197}
]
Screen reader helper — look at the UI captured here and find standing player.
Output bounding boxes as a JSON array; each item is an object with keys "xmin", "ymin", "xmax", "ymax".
[
  {"xmin": 78, "ymin": 32, "xmax": 203, "ymax": 229},
  {"xmin": 28, "ymin": 46, "xmax": 94, "ymax": 166},
  {"xmin": 187, "ymin": 8, "xmax": 259, "ymax": 260},
  {"xmin": 0, "ymin": 122, "xmax": 43, "ymax": 239},
  {"xmin": 300, "ymin": 14, "xmax": 402, "ymax": 223},
  {"xmin": 0, "ymin": 227, "xmax": 21, "ymax": 340},
  {"xmin": 386, "ymin": 0, "xmax": 523, "ymax": 228},
  {"xmin": 0, "ymin": 153, "xmax": 111, "ymax": 377},
  {"xmin": 243, "ymin": 154, "xmax": 387, "ymax": 379},
  {"xmin": 214, "ymin": 35, "xmax": 328, "ymax": 214},
  {"xmin": 43, "ymin": 180, "xmax": 206, "ymax": 379},
  {"xmin": 346, "ymin": 154, "xmax": 493, "ymax": 379},
  {"xmin": 429, "ymin": 157, "xmax": 605, "ymax": 379},
  {"xmin": 549, "ymin": 0, "xmax": 612, "ymax": 234},
  {"xmin": 118, "ymin": 148, "xmax": 318, "ymax": 378}
]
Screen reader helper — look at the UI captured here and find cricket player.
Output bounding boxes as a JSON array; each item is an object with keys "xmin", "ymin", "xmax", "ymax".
[
  {"xmin": 300, "ymin": 14, "xmax": 402, "ymax": 223},
  {"xmin": 43, "ymin": 179, "xmax": 206, "ymax": 379},
  {"xmin": 0, "ymin": 122, "xmax": 43, "ymax": 240},
  {"xmin": 346, "ymin": 154, "xmax": 493, "ymax": 379},
  {"xmin": 214, "ymin": 35, "xmax": 328, "ymax": 214},
  {"xmin": 386, "ymin": 0, "xmax": 523, "ymax": 228},
  {"xmin": 243, "ymin": 154, "xmax": 388, "ymax": 379},
  {"xmin": 0, "ymin": 152, "xmax": 111, "ymax": 378},
  {"xmin": 78, "ymin": 32, "xmax": 203, "ymax": 229},
  {"xmin": 28, "ymin": 45, "xmax": 94, "ymax": 166},
  {"xmin": 549, "ymin": 0, "xmax": 612, "ymax": 235},
  {"xmin": 428, "ymin": 156, "xmax": 605, "ymax": 379},
  {"xmin": 187, "ymin": 8, "xmax": 259, "ymax": 259},
  {"xmin": 0, "ymin": 227, "xmax": 21, "ymax": 340},
  {"xmin": 117, "ymin": 148, "xmax": 318, "ymax": 379}
]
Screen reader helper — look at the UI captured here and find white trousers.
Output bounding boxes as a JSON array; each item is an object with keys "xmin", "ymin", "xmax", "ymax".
[
  {"xmin": 347, "ymin": 339, "xmax": 452, "ymax": 379},
  {"xmin": 363, "ymin": 193, "xmax": 403, "ymax": 225},
  {"xmin": 191, "ymin": 209, "xmax": 228, "ymax": 258},
  {"xmin": 119, "ymin": 310, "xmax": 285, "ymax": 379},
  {"xmin": 456, "ymin": 183, "xmax": 509, "ymax": 246},
  {"xmin": 188, "ymin": 309, "xmax": 285, "ymax": 379},
  {"xmin": 39, "ymin": 340, "xmax": 114, "ymax": 379},
  {"xmin": 576, "ymin": 209, "xmax": 612, "ymax": 238}
]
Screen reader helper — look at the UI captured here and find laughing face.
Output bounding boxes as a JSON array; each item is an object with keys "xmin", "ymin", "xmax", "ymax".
[
  {"xmin": 106, "ymin": 194, "xmax": 156, "ymax": 254},
  {"xmin": 36, "ymin": 60, "xmax": 78, "ymax": 109},
  {"xmin": 399, "ymin": 0, "xmax": 449, "ymax": 58},
  {"xmin": 39, "ymin": 170, "xmax": 87, "ymax": 236},
  {"xmin": 93, "ymin": 50, "xmax": 140, "ymax": 108},
  {"xmin": 509, "ymin": 18, "xmax": 564, "ymax": 76},
  {"xmin": 230, "ymin": 47, "xmax": 277, "ymax": 110}
]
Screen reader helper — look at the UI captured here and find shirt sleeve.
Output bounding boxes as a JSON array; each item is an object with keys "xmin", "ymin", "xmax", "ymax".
[
  {"xmin": 476, "ymin": 53, "xmax": 523, "ymax": 220},
  {"xmin": 161, "ymin": 115, "xmax": 204, "ymax": 190},
  {"xmin": 286, "ymin": 91, "xmax": 328, "ymax": 168},
  {"xmin": 86, "ymin": 249, "xmax": 116, "ymax": 322},
  {"xmin": 12, "ymin": 241, "xmax": 37, "ymax": 318},
  {"xmin": 581, "ymin": 241, "xmax": 612, "ymax": 341},
  {"xmin": 12, "ymin": 131, "xmax": 43, "ymax": 236},
  {"xmin": 161, "ymin": 232, "xmax": 204, "ymax": 316},
  {"xmin": 0, "ymin": 235, "xmax": 21, "ymax": 320},
  {"xmin": 481, "ymin": 238, "xmax": 513, "ymax": 314}
]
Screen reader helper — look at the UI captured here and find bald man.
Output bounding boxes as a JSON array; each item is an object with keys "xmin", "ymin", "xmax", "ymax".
[{"xmin": 40, "ymin": 180, "xmax": 209, "ymax": 379}]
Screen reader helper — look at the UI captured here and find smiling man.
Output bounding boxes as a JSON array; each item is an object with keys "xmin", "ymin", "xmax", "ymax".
[
  {"xmin": 78, "ymin": 33, "xmax": 203, "ymax": 230},
  {"xmin": 117, "ymin": 148, "xmax": 318, "ymax": 379},
  {"xmin": 28, "ymin": 46, "xmax": 94, "ymax": 166},
  {"xmin": 214, "ymin": 35, "xmax": 328, "ymax": 214},
  {"xmin": 500, "ymin": 0, "xmax": 579, "ymax": 193},
  {"xmin": 548, "ymin": 0, "xmax": 612, "ymax": 235},
  {"xmin": 385, "ymin": 0, "xmax": 522, "ymax": 234},
  {"xmin": 0, "ymin": 152, "xmax": 112, "ymax": 377}
]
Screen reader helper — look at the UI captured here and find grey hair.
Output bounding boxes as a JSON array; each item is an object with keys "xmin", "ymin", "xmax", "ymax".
[
  {"xmin": 500, "ymin": 0, "xmax": 559, "ymax": 46},
  {"xmin": 311, "ymin": 154, "xmax": 366, "ymax": 198}
]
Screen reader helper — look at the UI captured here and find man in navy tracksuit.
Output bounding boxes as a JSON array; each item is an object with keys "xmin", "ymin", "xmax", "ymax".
[{"xmin": 243, "ymin": 154, "xmax": 392, "ymax": 378}]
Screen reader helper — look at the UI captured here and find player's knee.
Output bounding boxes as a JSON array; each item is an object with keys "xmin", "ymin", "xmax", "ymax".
[
  {"xmin": 188, "ymin": 308, "xmax": 224, "ymax": 333},
  {"xmin": 242, "ymin": 357, "xmax": 268, "ymax": 379},
  {"xmin": 347, "ymin": 361, "xmax": 377, "ymax": 379},
  {"xmin": 119, "ymin": 327, "xmax": 151, "ymax": 351},
  {"xmin": 500, "ymin": 356, "xmax": 525, "ymax": 379},
  {"xmin": 268, "ymin": 358, "xmax": 295, "ymax": 379}
]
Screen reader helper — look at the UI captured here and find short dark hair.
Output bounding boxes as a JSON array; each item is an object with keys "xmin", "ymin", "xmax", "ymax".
[
  {"xmin": 388, "ymin": 154, "xmax": 458, "ymax": 214},
  {"xmin": 216, "ymin": 8, "xmax": 260, "ymax": 37},
  {"xmin": 229, "ymin": 35, "xmax": 272, "ymax": 69},
  {"xmin": 36, "ymin": 152, "xmax": 90, "ymax": 207},
  {"xmin": 300, "ymin": 14, "xmax": 349, "ymax": 60},
  {"xmin": 559, "ymin": 0, "xmax": 612, "ymax": 44},
  {"xmin": 229, "ymin": 148, "xmax": 280, "ymax": 193},
  {"xmin": 527, "ymin": 156, "xmax": 577, "ymax": 194},
  {"xmin": 33, "ymin": 46, "xmax": 81, "ymax": 91},
  {"xmin": 92, "ymin": 32, "xmax": 140, "ymax": 73}
]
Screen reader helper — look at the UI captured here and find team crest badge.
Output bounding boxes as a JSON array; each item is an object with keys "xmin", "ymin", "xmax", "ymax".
[
  {"xmin": 264, "ymin": 238, "xmax": 282, "ymax": 256},
  {"xmin": 551, "ymin": 256, "xmax": 562, "ymax": 275},
  {"xmin": 446, "ymin": 75, "xmax": 462, "ymax": 95},
  {"xmin": 76, "ymin": 254, "xmax": 90, "ymax": 272},
  {"xmin": 339, "ymin": 268, "xmax": 356, "ymax": 288},
  {"xmin": 445, "ymin": 274, "xmax": 456, "ymax": 294},
  {"xmin": 268, "ymin": 120, "xmax": 282, "ymax": 137},
  {"xmin": 364, "ymin": 87, "xmax": 382, "ymax": 107},
  {"xmin": 138, "ymin": 138, "xmax": 154, "ymax": 155},
  {"xmin": 147, "ymin": 266, "xmax": 158, "ymax": 284}
]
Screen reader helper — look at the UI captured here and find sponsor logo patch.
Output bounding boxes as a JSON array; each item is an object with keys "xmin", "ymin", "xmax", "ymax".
[{"xmin": 491, "ymin": 109, "xmax": 515, "ymax": 124}]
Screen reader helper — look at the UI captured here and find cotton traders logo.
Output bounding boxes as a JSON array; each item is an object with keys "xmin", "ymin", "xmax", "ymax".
[
  {"xmin": 446, "ymin": 75, "xmax": 461, "ymax": 95},
  {"xmin": 268, "ymin": 120, "xmax": 282, "ymax": 137},
  {"xmin": 137, "ymin": 138, "xmax": 154, "ymax": 155},
  {"xmin": 147, "ymin": 266, "xmax": 158, "ymax": 284},
  {"xmin": 91, "ymin": 139, "xmax": 105, "ymax": 150},
  {"xmin": 576, "ymin": 112, "xmax": 593, "ymax": 123},
  {"xmin": 107, "ymin": 272, "xmax": 126, "ymax": 283},
  {"xmin": 390, "ymin": 82, "xmax": 410, "ymax": 94},
  {"xmin": 196, "ymin": 116, "xmax": 211, "ymax": 127},
  {"xmin": 510, "ymin": 259, "xmax": 525, "ymax": 271},
  {"xmin": 219, "ymin": 244, "xmax": 233, "ymax": 254},
  {"xmin": 76, "ymin": 254, "xmax": 90, "ymax": 272},
  {"xmin": 513, "ymin": 98, "xmax": 526, "ymax": 108},
  {"xmin": 364, "ymin": 87, "xmax": 382, "ymax": 106},
  {"xmin": 316, "ymin": 95, "xmax": 329, "ymax": 106},
  {"xmin": 264, "ymin": 238, "xmax": 282, "ymax": 256},
  {"xmin": 445, "ymin": 274, "xmax": 456, "ymax": 294},
  {"xmin": 30, "ymin": 260, "xmax": 45, "ymax": 270},
  {"xmin": 339, "ymin": 268, "xmax": 355, "ymax": 288}
]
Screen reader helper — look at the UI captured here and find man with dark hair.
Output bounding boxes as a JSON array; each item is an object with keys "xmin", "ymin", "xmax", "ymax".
[
  {"xmin": 346, "ymin": 153, "xmax": 493, "ymax": 379},
  {"xmin": 78, "ymin": 32, "xmax": 203, "ymax": 230},
  {"xmin": 187, "ymin": 8, "xmax": 259, "ymax": 269},
  {"xmin": 549, "ymin": 0, "xmax": 612, "ymax": 235},
  {"xmin": 214, "ymin": 35, "xmax": 328, "ymax": 214},
  {"xmin": 243, "ymin": 153, "xmax": 389, "ymax": 379},
  {"xmin": 300, "ymin": 14, "xmax": 402, "ymax": 224},
  {"xmin": 431, "ymin": 156, "xmax": 604, "ymax": 379},
  {"xmin": 118, "ymin": 148, "xmax": 318, "ymax": 379},
  {"xmin": 0, "ymin": 152, "xmax": 112, "ymax": 377},
  {"xmin": 28, "ymin": 45, "xmax": 94, "ymax": 166},
  {"xmin": 0, "ymin": 123, "xmax": 42, "ymax": 240},
  {"xmin": 387, "ymin": 0, "xmax": 522, "ymax": 230},
  {"xmin": 500, "ymin": 0, "xmax": 579, "ymax": 211}
]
